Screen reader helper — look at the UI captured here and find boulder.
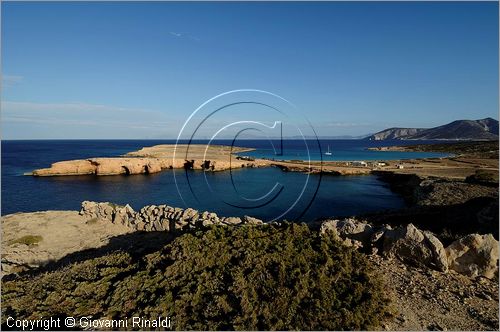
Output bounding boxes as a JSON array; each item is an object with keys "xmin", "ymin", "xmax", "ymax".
[
  {"xmin": 181, "ymin": 208, "xmax": 199, "ymax": 224},
  {"xmin": 382, "ymin": 224, "xmax": 448, "ymax": 272},
  {"xmin": 201, "ymin": 218, "xmax": 214, "ymax": 226},
  {"xmin": 152, "ymin": 219, "xmax": 168, "ymax": 231},
  {"xmin": 320, "ymin": 218, "xmax": 374, "ymax": 248},
  {"xmin": 80, "ymin": 201, "xmax": 118, "ymax": 222},
  {"xmin": 80, "ymin": 201, "xmax": 99, "ymax": 218},
  {"xmin": 114, "ymin": 204, "xmax": 136, "ymax": 226},
  {"xmin": 445, "ymin": 234, "xmax": 499, "ymax": 278},
  {"xmin": 320, "ymin": 219, "xmax": 341, "ymax": 236},
  {"xmin": 370, "ymin": 229, "xmax": 386, "ymax": 244},
  {"xmin": 243, "ymin": 216, "xmax": 263, "ymax": 225},
  {"xmin": 135, "ymin": 221, "xmax": 146, "ymax": 231},
  {"xmin": 221, "ymin": 217, "xmax": 242, "ymax": 225}
]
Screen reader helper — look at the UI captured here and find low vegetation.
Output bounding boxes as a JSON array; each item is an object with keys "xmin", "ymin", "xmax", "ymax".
[
  {"xmin": 85, "ymin": 217, "xmax": 99, "ymax": 225},
  {"xmin": 2, "ymin": 224, "xmax": 391, "ymax": 330},
  {"xmin": 402, "ymin": 141, "xmax": 499, "ymax": 158},
  {"xmin": 8, "ymin": 235, "xmax": 43, "ymax": 246},
  {"xmin": 465, "ymin": 170, "xmax": 499, "ymax": 185}
]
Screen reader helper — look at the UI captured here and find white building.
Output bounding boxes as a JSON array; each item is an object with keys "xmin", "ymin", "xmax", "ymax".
[{"xmin": 352, "ymin": 161, "xmax": 367, "ymax": 167}]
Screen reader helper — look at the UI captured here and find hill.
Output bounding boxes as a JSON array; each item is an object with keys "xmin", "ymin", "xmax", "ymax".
[{"xmin": 367, "ymin": 118, "xmax": 498, "ymax": 140}]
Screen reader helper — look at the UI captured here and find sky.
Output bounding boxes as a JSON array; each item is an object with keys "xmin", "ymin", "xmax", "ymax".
[{"xmin": 1, "ymin": 1, "xmax": 498, "ymax": 139}]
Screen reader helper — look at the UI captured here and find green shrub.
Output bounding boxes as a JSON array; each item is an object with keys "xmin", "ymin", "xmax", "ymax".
[
  {"xmin": 465, "ymin": 170, "xmax": 499, "ymax": 184},
  {"xmin": 85, "ymin": 217, "xmax": 99, "ymax": 225},
  {"xmin": 2, "ymin": 224, "xmax": 391, "ymax": 330},
  {"xmin": 8, "ymin": 235, "xmax": 43, "ymax": 246}
]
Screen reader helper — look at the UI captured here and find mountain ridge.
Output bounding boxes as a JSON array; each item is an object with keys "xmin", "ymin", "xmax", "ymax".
[{"xmin": 367, "ymin": 118, "xmax": 499, "ymax": 141}]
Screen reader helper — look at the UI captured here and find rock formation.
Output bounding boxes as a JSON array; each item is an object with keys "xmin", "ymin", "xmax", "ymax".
[
  {"xmin": 445, "ymin": 233, "xmax": 499, "ymax": 279},
  {"xmin": 31, "ymin": 157, "xmax": 267, "ymax": 176},
  {"xmin": 320, "ymin": 218, "xmax": 498, "ymax": 278},
  {"xmin": 382, "ymin": 224, "xmax": 448, "ymax": 272},
  {"xmin": 79, "ymin": 201, "xmax": 499, "ymax": 279},
  {"xmin": 32, "ymin": 158, "xmax": 173, "ymax": 176},
  {"xmin": 79, "ymin": 201, "xmax": 263, "ymax": 232},
  {"xmin": 320, "ymin": 218, "xmax": 375, "ymax": 250}
]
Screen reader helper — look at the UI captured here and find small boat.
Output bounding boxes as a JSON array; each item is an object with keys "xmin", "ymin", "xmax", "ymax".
[{"xmin": 324, "ymin": 145, "xmax": 332, "ymax": 156}]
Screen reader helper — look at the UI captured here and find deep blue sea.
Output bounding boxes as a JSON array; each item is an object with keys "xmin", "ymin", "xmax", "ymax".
[{"xmin": 1, "ymin": 139, "xmax": 451, "ymax": 221}]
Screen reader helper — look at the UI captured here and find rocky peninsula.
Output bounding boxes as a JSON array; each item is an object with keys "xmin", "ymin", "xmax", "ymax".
[
  {"xmin": 29, "ymin": 144, "xmax": 267, "ymax": 176},
  {"xmin": 29, "ymin": 141, "xmax": 499, "ymax": 180}
]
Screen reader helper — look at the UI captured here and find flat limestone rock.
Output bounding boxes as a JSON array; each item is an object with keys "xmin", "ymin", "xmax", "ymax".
[
  {"xmin": 30, "ymin": 144, "xmax": 267, "ymax": 176},
  {"xmin": 1, "ymin": 211, "xmax": 131, "ymax": 275}
]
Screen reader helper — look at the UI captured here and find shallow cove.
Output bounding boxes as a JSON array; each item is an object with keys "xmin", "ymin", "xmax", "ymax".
[{"xmin": 2, "ymin": 166, "xmax": 405, "ymax": 221}]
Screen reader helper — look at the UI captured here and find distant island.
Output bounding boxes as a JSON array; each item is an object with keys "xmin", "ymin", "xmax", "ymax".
[
  {"xmin": 217, "ymin": 118, "xmax": 499, "ymax": 141},
  {"xmin": 366, "ymin": 118, "xmax": 499, "ymax": 141}
]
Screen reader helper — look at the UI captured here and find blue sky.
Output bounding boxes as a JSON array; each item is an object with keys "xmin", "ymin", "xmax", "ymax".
[{"xmin": 2, "ymin": 1, "xmax": 498, "ymax": 139}]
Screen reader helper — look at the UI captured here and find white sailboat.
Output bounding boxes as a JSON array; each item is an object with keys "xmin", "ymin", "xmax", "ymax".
[{"xmin": 324, "ymin": 145, "xmax": 332, "ymax": 156}]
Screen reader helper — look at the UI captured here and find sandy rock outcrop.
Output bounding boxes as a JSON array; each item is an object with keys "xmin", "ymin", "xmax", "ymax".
[
  {"xmin": 1, "ymin": 211, "xmax": 131, "ymax": 275},
  {"xmin": 30, "ymin": 144, "xmax": 269, "ymax": 177},
  {"xmin": 382, "ymin": 224, "xmax": 448, "ymax": 272},
  {"xmin": 445, "ymin": 233, "xmax": 499, "ymax": 279},
  {"xmin": 32, "ymin": 158, "xmax": 172, "ymax": 176},
  {"xmin": 320, "ymin": 219, "xmax": 448, "ymax": 272},
  {"xmin": 32, "ymin": 159, "xmax": 96, "ymax": 176},
  {"xmin": 31, "ymin": 157, "xmax": 268, "ymax": 176},
  {"xmin": 79, "ymin": 201, "xmax": 500, "ymax": 279},
  {"xmin": 79, "ymin": 201, "xmax": 264, "ymax": 233},
  {"xmin": 319, "ymin": 219, "xmax": 498, "ymax": 278},
  {"xmin": 320, "ymin": 218, "xmax": 375, "ymax": 249}
]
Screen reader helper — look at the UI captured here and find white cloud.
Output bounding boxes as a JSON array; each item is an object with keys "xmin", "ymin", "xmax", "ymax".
[
  {"xmin": 169, "ymin": 31, "xmax": 182, "ymax": 37},
  {"xmin": 168, "ymin": 31, "xmax": 200, "ymax": 42}
]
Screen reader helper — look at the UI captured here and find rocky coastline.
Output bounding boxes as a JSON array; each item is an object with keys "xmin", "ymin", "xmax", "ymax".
[
  {"xmin": 78, "ymin": 201, "xmax": 500, "ymax": 279},
  {"xmin": 28, "ymin": 141, "xmax": 499, "ymax": 181},
  {"xmin": 5, "ymin": 141, "xmax": 498, "ymax": 330},
  {"xmin": 29, "ymin": 145, "xmax": 267, "ymax": 176}
]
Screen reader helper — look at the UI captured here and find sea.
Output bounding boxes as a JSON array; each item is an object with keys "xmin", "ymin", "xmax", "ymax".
[{"xmin": 1, "ymin": 139, "xmax": 451, "ymax": 221}]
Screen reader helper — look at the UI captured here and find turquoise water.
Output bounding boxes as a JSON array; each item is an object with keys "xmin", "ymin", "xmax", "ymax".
[
  {"xmin": 235, "ymin": 139, "xmax": 450, "ymax": 161},
  {"xmin": 240, "ymin": 148, "xmax": 449, "ymax": 161}
]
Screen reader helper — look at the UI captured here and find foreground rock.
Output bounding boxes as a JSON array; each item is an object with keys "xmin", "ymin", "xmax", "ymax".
[
  {"xmin": 2, "ymin": 204, "xmax": 498, "ymax": 330},
  {"xmin": 2, "ymin": 203, "xmax": 264, "ymax": 276},
  {"xmin": 80, "ymin": 201, "xmax": 263, "ymax": 232},
  {"xmin": 370, "ymin": 254, "xmax": 499, "ymax": 330},
  {"xmin": 320, "ymin": 218, "xmax": 498, "ymax": 278},
  {"xmin": 320, "ymin": 218, "xmax": 375, "ymax": 249},
  {"xmin": 446, "ymin": 234, "xmax": 499, "ymax": 279},
  {"xmin": 383, "ymin": 224, "xmax": 448, "ymax": 272},
  {"xmin": 4, "ymin": 201, "xmax": 498, "ymax": 282},
  {"xmin": 1, "ymin": 211, "xmax": 130, "ymax": 275}
]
